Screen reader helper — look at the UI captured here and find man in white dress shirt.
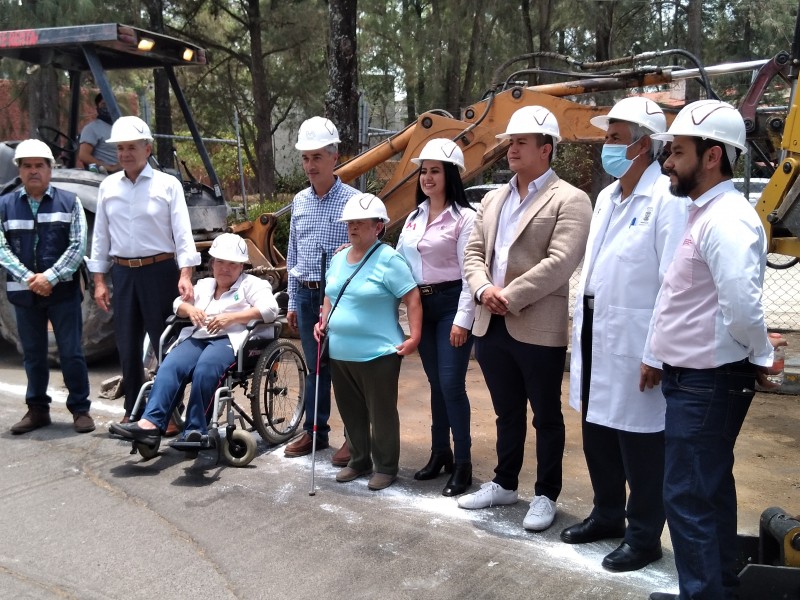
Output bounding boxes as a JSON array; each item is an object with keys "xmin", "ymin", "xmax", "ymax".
[
  {"xmin": 88, "ymin": 116, "xmax": 199, "ymax": 422},
  {"xmin": 641, "ymin": 100, "xmax": 777, "ymax": 600},
  {"xmin": 561, "ymin": 97, "xmax": 687, "ymax": 572}
]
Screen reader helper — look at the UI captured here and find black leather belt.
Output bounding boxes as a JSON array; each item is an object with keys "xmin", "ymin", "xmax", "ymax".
[
  {"xmin": 112, "ymin": 253, "xmax": 174, "ymax": 268},
  {"xmin": 418, "ymin": 280, "xmax": 462, "ymax": 296},
  {"xmin": 299, "ymin": 280, "xmax": 320, "ymax": 289},
  {"xmin": 584, "ymin": 295, "xmax": 595, "ymax": 310}
]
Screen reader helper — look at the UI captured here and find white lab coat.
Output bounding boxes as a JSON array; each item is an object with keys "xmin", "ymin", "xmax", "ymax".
[{"xmin": 569, "ymin": 162, "xmax": 688, "ymax": 432}]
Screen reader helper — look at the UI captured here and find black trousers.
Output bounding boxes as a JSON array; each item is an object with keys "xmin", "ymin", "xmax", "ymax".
[
  {"xmin": 580, "ymin": 299, "xmax": 666, "ymax": 550},
  {"xmin": 474, "ymin": 315, "xmax": 566, "ymax": 500},
  {"xmin": 110, "ymin": 260, "xmax": 179, "ymax": 414}
]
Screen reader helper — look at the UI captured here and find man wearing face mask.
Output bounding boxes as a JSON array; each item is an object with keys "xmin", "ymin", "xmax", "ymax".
[
  {"xmin": 560, "ymin": 97, "xmax": 687, "ymax": 571},
  {"xmin": 78, "ymin": 94, "xmax": 121, "ymax": 173}
]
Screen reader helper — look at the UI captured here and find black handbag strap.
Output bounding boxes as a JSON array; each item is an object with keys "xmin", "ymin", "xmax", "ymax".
[{"xmin": 326, "ymin": 242, "xmax": 383, "ymax": 328}]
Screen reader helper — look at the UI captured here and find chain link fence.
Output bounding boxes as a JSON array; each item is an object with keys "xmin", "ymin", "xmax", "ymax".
[{"xmin": 568, "ymin": 260, "xmax": 800, "ymax": 332}]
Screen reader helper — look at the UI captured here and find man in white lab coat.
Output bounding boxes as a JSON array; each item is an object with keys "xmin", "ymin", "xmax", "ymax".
[{"xmin": 561, "ymin": 97, "xmax": 687, "ymax": 572}]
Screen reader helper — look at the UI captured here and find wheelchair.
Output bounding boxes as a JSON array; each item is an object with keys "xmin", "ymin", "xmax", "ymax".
[{"xmin": 121, "ymin": 314, "xmax": 307, "ymax": 467}]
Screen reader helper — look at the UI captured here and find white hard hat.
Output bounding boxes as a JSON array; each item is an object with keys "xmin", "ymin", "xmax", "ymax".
[
  {"xmin": 209, "ymin": 233, "xmax": 249, "ymax": 263},
  {"xmin": 496, "ymin": 105, "xmax": 562, "ymax": 142},
  {"xmin": 106, "ymin": 116, "xmax": 154, "ymax": 143},
  {"xmin": 14, "ymin": 139, "xmax": 55, "ymax": 167},
  {"xmin": 410, "ymin": 138, "xmax": 466, "ymax": 172},
  {"xmin": 295, "ymin": 117, "xmax": 341, "ymax": 151},
  {"xmin": 651, "ymin": 99, "xmax": 747, "ymax": 165},
  {"xmin": 339, "ymin": 193, "xmax": 390, "ymax": 223},
  {"xmin": 590, "ymin": 96, "xmax": 667, "ymax": 134}
]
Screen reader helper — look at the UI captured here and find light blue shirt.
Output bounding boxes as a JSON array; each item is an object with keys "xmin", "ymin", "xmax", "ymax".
[{"xmin": 325, "ymin": 243, "xmax": 416, "ymax": 362}]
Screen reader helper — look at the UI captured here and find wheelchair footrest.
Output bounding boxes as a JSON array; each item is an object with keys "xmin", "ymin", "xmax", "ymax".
[{"xmin": 169, "ymin": 437, "xmax": 215, "ymax": 452}]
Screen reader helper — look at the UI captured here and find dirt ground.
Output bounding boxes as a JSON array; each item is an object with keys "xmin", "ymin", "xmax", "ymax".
[{"xmin": 342, "ymin": 348, "xmax": 800, "ymax": 539}]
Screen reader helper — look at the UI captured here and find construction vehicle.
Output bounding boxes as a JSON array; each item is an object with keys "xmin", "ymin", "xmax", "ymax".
[{"xmin": 0, "ymin": 23, "xmax": 286, "ymax": 360}]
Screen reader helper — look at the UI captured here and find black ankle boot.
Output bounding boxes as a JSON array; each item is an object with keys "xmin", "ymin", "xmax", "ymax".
[
  {"xmin": 413, "ymin": 449, "xmax": 454, "ymax": 480},
  {"xmin": 442, "ymin": 461, "xmax": 472, "ymax": 496}
]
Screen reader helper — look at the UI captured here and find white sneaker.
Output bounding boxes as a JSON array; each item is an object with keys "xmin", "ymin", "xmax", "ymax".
[
  {"xmin": 457, "ymin": 482, "xmax": 518, "ymax": 509},
  {"xmin": 523, "ymin": 495, "xmax": 557, "ymax": 531}
]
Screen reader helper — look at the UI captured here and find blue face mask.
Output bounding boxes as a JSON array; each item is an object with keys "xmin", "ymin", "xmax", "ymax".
[{"xmin": 601, "ymin": 143, "xmax": 638, "ymax": 178}]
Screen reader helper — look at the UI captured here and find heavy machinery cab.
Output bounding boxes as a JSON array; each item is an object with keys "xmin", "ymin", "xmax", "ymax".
[{"xmin": 0, "ymin": 23, "xmax": 227, "ymax": 237}]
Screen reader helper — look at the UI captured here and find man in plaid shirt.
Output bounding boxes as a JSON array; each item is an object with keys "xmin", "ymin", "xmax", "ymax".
[
  {"xmin": 284, "ymin": 117, "xmax": 358, "ymax": 462},
  {"xmin": 0, "ymin": 139, "xmax": 94, "ymax": 435}
]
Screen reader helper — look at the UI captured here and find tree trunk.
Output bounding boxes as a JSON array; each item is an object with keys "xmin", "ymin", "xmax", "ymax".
[
  {"xmin": 685, "ymin": 0, "xmax": 703, "ymax": 102},
  {"xmin": 28, "ymin": 67, "xmax": 59, "ymax": 138},
  {"xmin": 247, "ymin": 0, "xmax": 276, "ymax": 197},
  {"xmin": 594, "ymin": 0, "xmax": 614, "ymax": 62},
  {"xmin": 144, "ymin": 0, "xmax": 174, "ymax": 168},
  {"xmin": 326, "ymin": 0, "xmax": 359, "ymax": 157}
]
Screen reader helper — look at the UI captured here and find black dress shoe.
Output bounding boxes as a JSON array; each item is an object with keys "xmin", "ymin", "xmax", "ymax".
[
  {"xmin": 442, "ymin": 462, "xmax": 472, "ymax": 496},
  {"xmin": 560, "ymin": 517, "xmax": 626, "ymax": 544},
  {"xmin": 109, "ymin": 421, "xmax": 161, "ymax": 446},
  {"xmin": 649, "ymin": 593, "xmax": 679, "ymax": 600},
  {"xmin": 602, "ymin": 542, "xmax": 662, "ymax": 572},
  {"xmin": 413, "ymin": 449, "xmax": 453, "ymax": 480}
]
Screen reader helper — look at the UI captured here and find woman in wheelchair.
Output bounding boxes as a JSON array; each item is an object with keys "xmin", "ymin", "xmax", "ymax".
[{"xmin": 110, "ymin": 233, "xmax": 279, "ymax": 447}]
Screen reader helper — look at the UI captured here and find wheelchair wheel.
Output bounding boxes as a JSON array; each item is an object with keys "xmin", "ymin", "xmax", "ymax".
[
  {"xmin": 222, "ymin": 429, "xmax": 256, "ymax": 467},
  {"xmin": 251, "ymin": 340, "xmax": 306, "ymax": 444},
  {"xmin": 135, "ymin": 438, "xmax": 160, "ymax": 460}
]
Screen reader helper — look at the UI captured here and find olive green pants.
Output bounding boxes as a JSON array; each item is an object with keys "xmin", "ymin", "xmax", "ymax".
[{"xmin": 331, "ymin": 353, "xmax": 402, "ymax": 476}]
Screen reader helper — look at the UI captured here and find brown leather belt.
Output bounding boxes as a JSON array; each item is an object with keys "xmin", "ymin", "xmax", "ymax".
[
  {"xmin": 112, "ymin": 253, "xmax": 175, "ymax": 268},
  {"xmin": 299, "ymin": 281, "xmax": 321, "ymax": 289}
]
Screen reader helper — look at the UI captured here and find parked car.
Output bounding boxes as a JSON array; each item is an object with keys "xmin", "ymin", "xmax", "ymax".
[{"xmin": 465, "ymin": 184, "xmax": 501, "ymax": 209}]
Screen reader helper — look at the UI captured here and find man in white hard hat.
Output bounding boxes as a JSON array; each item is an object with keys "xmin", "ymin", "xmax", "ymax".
[
  {"xmin": 0, "ymin": 139, "xmax": 94, "ymax": 434},
  {"xmin": 560, "ymin": 97, "xmax": 687, "ymax": 572},
  {"xmin": 641, "ymin": 100, "xmax": 780, "ymax": 600},
  {"xmin": 88, "ymin": 116, "xmax": 199, "ymax": 423},
  {"xmin": 461, "ymin": 105, "xmax": 592, "ymax": 532},
  {"xmin": 284, "ymin": 116, "xmax": 358, "ymax": 463}
]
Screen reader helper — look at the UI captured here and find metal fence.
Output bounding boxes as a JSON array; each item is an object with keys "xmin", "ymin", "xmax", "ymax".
[{"xmin": 568, "ymin": 260, "xmax": 800, "ymax": 332}]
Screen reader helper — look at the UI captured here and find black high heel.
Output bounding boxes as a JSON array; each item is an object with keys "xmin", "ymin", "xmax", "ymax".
[
  {"xmin": 442, "ymin": 462, "xmax": 472, "ymax": 496},
  {"xmin": 413, "ymin": 449, "xmax": 454, "ymax": 480}
]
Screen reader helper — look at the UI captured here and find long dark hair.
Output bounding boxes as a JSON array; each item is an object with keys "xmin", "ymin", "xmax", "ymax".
[{"xmin": 413, "ymin": 161, "xmax": 474, "ymax": 218}]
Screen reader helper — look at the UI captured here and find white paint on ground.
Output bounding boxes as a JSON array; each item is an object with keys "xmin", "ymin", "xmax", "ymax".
[
  {"xmin": 0, "ymin": 381, "xmax": 124, "ymax": 415},
  {"xmin": 270, "ymin": 451, "xmax": 680, "ymax": 594}
]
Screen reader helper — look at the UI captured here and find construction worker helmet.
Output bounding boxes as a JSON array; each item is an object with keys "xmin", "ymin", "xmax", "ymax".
[
  {"xmin": 651, "ymin": 99, "xmax": 747, "ymax": 166},
  {"xmin": 106, "ymin": 116, "xmax": 154, "ymax": 143},
  {"xmin": 590, "ymin": 96, "xmax": 667, "ymax": 134},
  {"xmin": 496, "ymin": 105, "xmax": 562, "ymax": 142},
  {"xmin": 295, "ymin": 117, "xmax": 341, "ymax": 151},
  {"xmin": 339, "ymin": 193, "xmax": 390, "ymax": 223},
  {"xmin": 14, "ymin": 139, "xmax": 55, "ymax": 167},
  {"xmin": 410, "ymin": 138, "xmax": 466, "ymax": 172},
  {"xmin": 209, "ymin": 233, "xmax": 250, "ymax": 263}
]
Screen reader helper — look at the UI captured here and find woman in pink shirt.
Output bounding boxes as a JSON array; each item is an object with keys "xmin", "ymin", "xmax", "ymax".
[{"xmin": 396, "ymin": 138, "xmax": 476, "ymax": 496}]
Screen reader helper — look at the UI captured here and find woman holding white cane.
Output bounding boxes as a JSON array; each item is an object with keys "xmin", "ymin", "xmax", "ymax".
[{"xmin": 315, "ymin": 193, "xmax": 422, "ymax": 491}]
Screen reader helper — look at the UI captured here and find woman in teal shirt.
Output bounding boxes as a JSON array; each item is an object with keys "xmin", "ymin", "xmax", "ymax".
[{"xmin": 315, "ymin": 193, "xmax": 422, "ymax": 491}]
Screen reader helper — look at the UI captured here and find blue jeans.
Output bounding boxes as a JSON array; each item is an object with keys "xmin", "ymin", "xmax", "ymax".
[
  {"xmin": 141, "ymin": 336, "xmax": 235, "ymax": 434},
  {"xmin": 417, "ymin": 286, "xmax": 473, "ymax": 463},
  {"xmin": 296, "ymin": 286, "xmax": 331, "ymax": 441},
  {"xmin": 14, "ymin": 291, "xmax": 90, "ymax": 414},
  {"xmin": 661, "ymin": 360, "xmax": 755, "ymax": 600}
]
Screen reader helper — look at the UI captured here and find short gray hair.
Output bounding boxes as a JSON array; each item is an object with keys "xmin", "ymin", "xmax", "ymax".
[{"xmin": 610, "ymin": 119, "xmax": 660, "ymax": 161}]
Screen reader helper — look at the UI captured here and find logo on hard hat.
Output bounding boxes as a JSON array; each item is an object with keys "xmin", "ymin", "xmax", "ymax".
[
  {"xmin": 442, "ymin": 141, "xmax": 458, "ymax": 159},
  {"xmin": 359, "ymin": 195, "xmax": 380, "ymax": 210},
  {"xmin": 690, "ymin": 104, "xmax": 729, "ymax": 126}
]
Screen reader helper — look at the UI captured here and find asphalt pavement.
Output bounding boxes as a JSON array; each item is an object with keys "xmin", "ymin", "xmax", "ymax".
[{"xmin": 0, "ymin": 338, "xmax": 681, "ymax": 600}]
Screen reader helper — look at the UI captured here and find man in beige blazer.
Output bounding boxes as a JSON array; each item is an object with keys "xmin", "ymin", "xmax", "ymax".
[{"xmin": 458, "ymin": 105, "xmax": 592, "ymax": 533}]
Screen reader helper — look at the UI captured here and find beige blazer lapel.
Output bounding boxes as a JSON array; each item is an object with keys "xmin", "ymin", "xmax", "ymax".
[{"xmin": 510, "ymin": 171, "xmax": 560, "ymax": 246}]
